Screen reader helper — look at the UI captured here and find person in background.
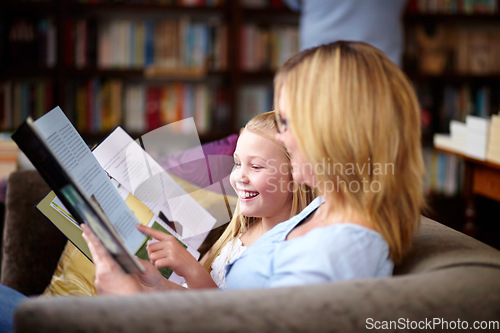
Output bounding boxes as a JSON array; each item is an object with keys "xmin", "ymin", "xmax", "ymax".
[{"xmin": 284, "ymin": 0, "xmax": 408, "ymax": 66}]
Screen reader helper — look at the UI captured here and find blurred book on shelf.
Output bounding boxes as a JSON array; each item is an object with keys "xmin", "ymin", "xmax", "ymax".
[
  {"xmin": 0, "ymin": 81, "xmax": 54, "ymax": 131},
  {"xmin": 434, "ymin": 115, "xmax": 492, "ymax": 160},
  {"xmin": 406, "ymin": 24, "xmax": 500, "ymax": 75},
  {"xmin": 238, "ymin": 85, "xmax": 273, "ymax": 128},
  {"xmin": 407, "ymin": 0, "xmax": 498, "ymax": 14},
  {"xmin": 423, "ymin": 146, "xmax": 463, "ymax": 197},
  {"xmin": 63, "ymin": 17, "xmax": 229, "ymax": 71},
  {"xmin": 240, "ymin": 24, "xmax": 298, "ymax": 71},
  {"xmin": 486, "ymin": 114, "xmax": 500, "ymax": 164},
  {"xmin": 3, "ymin": 17, "xmax": 56, "ymax": 68}
]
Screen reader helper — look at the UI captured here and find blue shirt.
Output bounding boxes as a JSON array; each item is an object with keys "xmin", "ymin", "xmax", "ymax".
[
  {"xmin": 284, "ymin": 0, "xmax": 407, "ymax": 66},
  {"xmin": 224, "ymin": 197, "xmax": 393, "ymax": 289}
]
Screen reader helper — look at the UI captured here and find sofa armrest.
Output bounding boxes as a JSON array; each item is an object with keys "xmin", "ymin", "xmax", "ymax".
[
  {"xmin": 14, "ymin": 265, "xmax": 500, "ymax": 333},
  {"xmin": 1, "ymin": 170, "xmax": 67, "ymax": 296}
]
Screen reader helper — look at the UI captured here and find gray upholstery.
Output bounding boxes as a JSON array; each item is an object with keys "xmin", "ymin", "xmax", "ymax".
[
  {"xmin": 3, "ymin": 170, "xmax": 500, "ymax": 332},
  {"xmin": 1, "ymin": 170, "xmax": 66, "ymax": 296}
]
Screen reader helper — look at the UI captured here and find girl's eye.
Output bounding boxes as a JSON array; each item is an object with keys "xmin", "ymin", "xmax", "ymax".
[
  {"xmin": 251, "ymin": 165, "xmax": 263, "ymax": 170},
  {"xmin": 233, "ymin": 161, "xmax": 241, "ymax": 168}
]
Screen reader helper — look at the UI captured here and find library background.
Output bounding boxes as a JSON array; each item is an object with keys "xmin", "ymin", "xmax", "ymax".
[{"xmin": 0, "ymin": 0, "xmax": 499, "ymax": 250}]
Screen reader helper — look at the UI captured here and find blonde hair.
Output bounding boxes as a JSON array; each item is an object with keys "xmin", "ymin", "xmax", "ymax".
[
  {"xmin": 203, "ymin": 111, "xmax": 315, "ymax": 271},
  {"xmin": 274, "ymin": 42, "xmax": 426, "ymax": 263}
]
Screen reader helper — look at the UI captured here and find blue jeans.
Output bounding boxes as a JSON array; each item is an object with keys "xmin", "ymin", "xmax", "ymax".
[{"xmin": 0, "ymin": 284, "xmax": 27, "ymax": 333}]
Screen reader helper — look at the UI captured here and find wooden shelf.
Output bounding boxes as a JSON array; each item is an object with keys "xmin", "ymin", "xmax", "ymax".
[
  {"xmin": 0, "ymin": 1, "xmax": 56, "ymax": 14},
  {"xmin": 241, "ymin": 7, "xmax": 298, "ymax": 24},
  {"xmin": 435, "ymin": 146, "xmax": 500, "ymax": 171},
  {"xmin": 62, "ymin": 67, "xmax": 229, "ymax": 82},
  {"xmin": 404, "ymin": 12, "xmax": 500, "ymax": 23},
  {"xmin": 435, "ymin": 144, "xmax": 500, "ymax": 238},
  {"xmin": 2, "ymin": 67, "xmax": 57, "ymax": 79},
  {"xmin": 66, "ymin": 2, "xmax": 227, "ymax": 18},
  {"xmin": 406, "ymin": 71, "xmax": 500, "ymax": 84}
]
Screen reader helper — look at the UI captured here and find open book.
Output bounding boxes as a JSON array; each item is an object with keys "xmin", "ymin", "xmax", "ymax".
[{"xmin": 12, "ymin": 106, "xmax": 216, "ymax": 284}]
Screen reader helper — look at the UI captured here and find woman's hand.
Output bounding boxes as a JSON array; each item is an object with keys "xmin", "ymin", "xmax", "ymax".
[
  {"xmin": 81, "ymin": 224, "xmax": 184, "ymax": 294},
  {"xmin": 81, "ymin": 224, "xmax": 143, "ymax": 295},
  {"xmin": 137, "ymin": 224, "xmax": 217, "ymax": 289}
]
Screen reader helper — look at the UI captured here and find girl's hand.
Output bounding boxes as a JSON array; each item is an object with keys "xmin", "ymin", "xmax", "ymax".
[{"xmin": 137, "ymin": 224, "xmax": 217, "ymax": 289}]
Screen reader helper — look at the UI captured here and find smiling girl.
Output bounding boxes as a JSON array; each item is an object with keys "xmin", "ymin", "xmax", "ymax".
[{"xmin": 133, "ymin": 111, "xmax": 315, "ymax": 289}]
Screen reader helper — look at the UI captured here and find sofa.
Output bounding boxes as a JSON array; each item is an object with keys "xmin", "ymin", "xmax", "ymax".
[{"xmin": 2, "ymin": 170, "xmax": 500, "ymax": 332}]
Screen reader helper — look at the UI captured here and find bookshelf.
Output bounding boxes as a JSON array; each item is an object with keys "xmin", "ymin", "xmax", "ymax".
[
  {"xmin": 237, "ymin": 3, "xmax": 298, "ymax": 127},
  {"xmin": 0, "ymin": 0, "xmax": 299, "ymax": 144},
  {"xmin": 2, "ymin": 0, "xmax": 499, "ymax": 195},
  {"xmin": 404, "ymin": 0, "xmax": 500, "ymax": 198},
  {"xmin": 2, "ymin": 0, "xmax": 500, "ymax": 246}
]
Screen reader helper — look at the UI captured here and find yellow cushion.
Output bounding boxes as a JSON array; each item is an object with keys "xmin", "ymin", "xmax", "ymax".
[
  {"xmin": 42, "ymin": 241, "xmax": 97, "ymax": 297},
  {"xmin": 42, "ymin": 173, "xmax": 237, "ymax": 297}
]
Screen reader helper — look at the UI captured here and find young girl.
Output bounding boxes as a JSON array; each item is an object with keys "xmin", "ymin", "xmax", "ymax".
[{"xmin": 135, "ymin": 111, "xmax": 315, "ymax": 288}]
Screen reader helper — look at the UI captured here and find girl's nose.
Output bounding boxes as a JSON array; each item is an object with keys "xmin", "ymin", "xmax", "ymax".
[{"xmin": 236, "ymin": 167, "xmax": 250, "ymax": 184}]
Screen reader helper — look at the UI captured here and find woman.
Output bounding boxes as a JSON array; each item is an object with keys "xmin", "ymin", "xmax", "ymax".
[
  {"xmin": 224, "ymin": 41, "xmax": 425, "ymax": 288},
  {"xmin": 83, "ymin": 41, "xmax": 425, "ymax": 292}
]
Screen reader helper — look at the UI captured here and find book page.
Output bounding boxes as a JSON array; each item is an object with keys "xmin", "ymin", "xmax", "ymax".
[
  {"xmin": 91, "ymin": 127, "xmax": 216, "ymax": 249},
  {"xmin": 34, "ymin": 107, "xmax": 146, "ymax": 253}
]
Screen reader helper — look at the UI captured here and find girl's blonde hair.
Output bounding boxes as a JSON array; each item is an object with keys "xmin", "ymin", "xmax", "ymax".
[
  {"xmin": 203, "ymin": 111, "xmax": 315, "ymax": 271},
  {"xmin": 274, "ymin": 42, "xmax": 426, "ymax": 263}
]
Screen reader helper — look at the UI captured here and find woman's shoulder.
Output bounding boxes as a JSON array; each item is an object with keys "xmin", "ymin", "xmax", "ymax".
[
  {"xmin": 279, "ymin": 223, "xmax": 389, "ymax": 260},
  {"xmin": 308, "ymin": 223, "xmax": 387, "ymax": 248},
  {"xmin": 273, "ymin": 223, "xmax": 392, "ymax": 280}
]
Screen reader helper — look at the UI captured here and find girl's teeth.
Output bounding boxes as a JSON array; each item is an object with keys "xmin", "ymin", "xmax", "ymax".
[{"xmin": 242, "ymin": 191, "xmax": 257, "ymax": 198}]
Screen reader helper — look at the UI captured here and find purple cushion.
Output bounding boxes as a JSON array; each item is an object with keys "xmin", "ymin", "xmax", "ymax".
[
  {"xmin": 157, "ymin": 134, "xmax": 238, "ymax": 190},
  {"xmin": 201, "ymin": 134, "xmax": 238, "ymax": 156}
]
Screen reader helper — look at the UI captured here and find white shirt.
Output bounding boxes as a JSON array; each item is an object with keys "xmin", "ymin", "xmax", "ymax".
[{"xmin": 210, "ymin": 236, "xmax": 247, "ymax": 288}]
